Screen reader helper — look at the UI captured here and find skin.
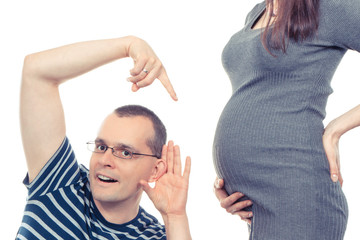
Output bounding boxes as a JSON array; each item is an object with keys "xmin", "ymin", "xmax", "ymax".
[
  {"xmin": 141, "ymin": 141, "xmax": 191, "ymax": 240},
  {"xmin": 214, "ymin": 178, "xmax": 253, "ymax": 224},
  {"xmin": 21, "ymin": 36, "xmax": 177, "ymax": 183},
  {"xmin": 323, "ymin": 105, "xmax": 360, "ymax": 185},
  {"xmin": 89, "ymin": 114, "xmax": 166, "ymax": 224},
  {"xmin": 20, "ymin": 36, "xmax": 191, "ymax": 239}
]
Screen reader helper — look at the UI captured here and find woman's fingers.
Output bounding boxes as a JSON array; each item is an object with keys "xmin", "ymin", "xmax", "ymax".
[
  {"xmin": 214, "ymin": 177, "xmax": 253, "ymax": 223},
  {"xmin": 214, "ymin": 177, "xmax": 224, "ymax": 189},
  {"xmin": 323, "ymin": 134, "xmax": 342, "ymax": 184},
  {"xmin": 214, "ymin": 178, "xmax": 230, "ymax": 200},
  {"xmin": 220, "ymin": 192, "xmax": 245, "ymax": 209},
  {"xmin": 227, "ymin": 200, "xmax": 253, "ymax": 215},
  {"xmin": 329, "ymin": 157, "xmax": 340, "ymax": 183}
]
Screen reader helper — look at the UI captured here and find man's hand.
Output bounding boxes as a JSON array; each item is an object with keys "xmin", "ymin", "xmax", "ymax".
[
  {"xmin": 126, "ymin": 37, "xmax": 177, "ymax": 101},
  {"xmin": 214, "ymin": 177, "xmax": 253, "ymax": 224},
  {"xmin": 21, "ymin": 36, "xmax": 177, "ymax": 182},
  {"xmin": 140, "ymin": 141, "xmax": 191, "ymax": 239}
]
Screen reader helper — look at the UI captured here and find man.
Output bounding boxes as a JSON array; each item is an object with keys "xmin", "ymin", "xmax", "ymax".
[{"xmin": 17, "ymin": 36, "xmax": 191, "ymax": 239}]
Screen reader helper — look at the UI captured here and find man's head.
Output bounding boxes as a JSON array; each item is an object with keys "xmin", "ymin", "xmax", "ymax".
[
  {"xmin": 113, "ymin": 105, "xmax": 166, "ymax": 158},
  {"xmin": 89, "ymin": 105, "xmax": 167, "ymax": 207}
]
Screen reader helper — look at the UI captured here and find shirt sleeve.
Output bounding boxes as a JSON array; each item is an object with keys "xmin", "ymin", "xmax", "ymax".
[
  {"xmin": 320, "ymin": 0, "xmax": 360, "ymax": 52},
  {"xmin": 23, "ymin": 137, "xmax": 81, "ymax": 199}
]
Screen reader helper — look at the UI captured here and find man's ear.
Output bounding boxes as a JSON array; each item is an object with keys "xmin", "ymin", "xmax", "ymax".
[{"xmin": 148, "ymin": 158, "xmax": 167, "ymax": 182}]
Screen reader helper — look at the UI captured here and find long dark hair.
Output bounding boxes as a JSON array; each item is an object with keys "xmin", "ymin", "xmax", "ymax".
[{"xmin": 263, "ymin": 0, "xmax": 320, "ymax": 54}]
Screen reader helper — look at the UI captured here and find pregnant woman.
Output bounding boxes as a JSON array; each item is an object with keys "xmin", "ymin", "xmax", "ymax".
[{"xmin": 213, "ymin": 0, "xmax": 360, "ymax": 239}]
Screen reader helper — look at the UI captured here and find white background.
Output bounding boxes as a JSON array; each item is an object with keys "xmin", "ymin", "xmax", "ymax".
[{"xmin": 1, "ymin": 0, "xmax": 359, "ymax": 239}]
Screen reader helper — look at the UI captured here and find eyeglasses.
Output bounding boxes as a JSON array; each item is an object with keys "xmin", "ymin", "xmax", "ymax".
[{"xmin": 86, "ymin": 141, "xmax": 160, "ymax": 159}]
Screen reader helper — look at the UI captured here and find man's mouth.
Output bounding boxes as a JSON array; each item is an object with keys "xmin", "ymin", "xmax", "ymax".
[{"xmin": 98, "ymin": 174, "xmax": 118, "ymax": 183}]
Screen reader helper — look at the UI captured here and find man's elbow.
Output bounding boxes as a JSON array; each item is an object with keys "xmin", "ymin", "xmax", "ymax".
[{"xmin": 22, "ymin": 54, "xmax": 39, "ymax": 82}]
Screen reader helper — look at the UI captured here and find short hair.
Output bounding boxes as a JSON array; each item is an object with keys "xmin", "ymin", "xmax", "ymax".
[{"xmin": 113, "ymin": 105, "xmax": 166, "ymax": 158}]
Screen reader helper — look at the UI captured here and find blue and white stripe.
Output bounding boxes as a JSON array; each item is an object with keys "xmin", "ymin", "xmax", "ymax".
[{"xmin": 17, "ymin": 137, "xmax": 166, "ymax": 240}]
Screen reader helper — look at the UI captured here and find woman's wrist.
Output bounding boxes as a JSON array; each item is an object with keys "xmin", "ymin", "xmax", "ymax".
[
  {"xmin": 324, "ymin": 120, "xmax": 343, "ymax": 140},
  {"xmin": 325, "ymin": 104, "xmax": 360, "ymax": 140}
]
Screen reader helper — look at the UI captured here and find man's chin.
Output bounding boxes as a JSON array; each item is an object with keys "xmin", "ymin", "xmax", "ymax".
[
  {"xmin": 92, "ymin": 190, "xmax": 122, "ymax": 203},
  {"xmin": 90, "ymin": 182, "xmax": 119, "ymax": 202}
]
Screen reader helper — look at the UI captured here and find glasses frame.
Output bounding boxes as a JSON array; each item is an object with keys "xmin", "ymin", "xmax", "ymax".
[{"xmin": 86, "ymin": 141, "xmax": 160, "ymax": 159}]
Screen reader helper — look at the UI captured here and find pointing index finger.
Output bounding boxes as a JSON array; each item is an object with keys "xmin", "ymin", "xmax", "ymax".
[{"xmin": 158, "ymin": 70, "xmax": 178, "ymax": 101}]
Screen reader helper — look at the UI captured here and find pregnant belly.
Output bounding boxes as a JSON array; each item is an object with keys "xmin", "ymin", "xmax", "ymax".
[{"xmin": 212, "ymin": 94, "xmax": 329, "ymax": 203}]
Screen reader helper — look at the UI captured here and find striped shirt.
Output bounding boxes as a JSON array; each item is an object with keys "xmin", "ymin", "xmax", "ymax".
[{"xmin": 16, "ymin": 137, "xmax": 166, "ymax": 240}]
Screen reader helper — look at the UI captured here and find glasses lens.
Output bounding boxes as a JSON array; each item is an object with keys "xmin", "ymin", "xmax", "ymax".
[
  {"xmin": 87, "ymin": 142, "xmax": 107, "ymax": 153},
  {"xmin": 113, "ymin": 148, "xmax": 132, "ymax": 159},
  {"xmin": 87, "ymin": 142, "xmax": 96, "ymax": 152}
]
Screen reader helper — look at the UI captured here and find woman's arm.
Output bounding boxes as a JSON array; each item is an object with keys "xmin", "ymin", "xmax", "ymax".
[{"xmin": 323, "ymin": 104, "xmax": 360, "ymax": 185}]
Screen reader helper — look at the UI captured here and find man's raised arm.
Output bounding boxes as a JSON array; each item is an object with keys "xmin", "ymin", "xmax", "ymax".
[{"xmin": 20, "ymin": 36, "xmax": 176, "ymax": 182}]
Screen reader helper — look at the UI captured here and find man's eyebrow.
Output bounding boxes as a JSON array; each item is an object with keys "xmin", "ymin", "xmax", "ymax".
[
  {"xmin": 114, "ymin": 143, "xmax": 138, "ymax": 152},
  {"xmin": 94, "ymin": 138, "xmax": 105, "ymax": 144}
]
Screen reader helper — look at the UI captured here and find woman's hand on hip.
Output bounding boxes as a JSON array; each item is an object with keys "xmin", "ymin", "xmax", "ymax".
[{"xmin": 323, "ymin": 120, "xmax": 343, "ymax": 186}]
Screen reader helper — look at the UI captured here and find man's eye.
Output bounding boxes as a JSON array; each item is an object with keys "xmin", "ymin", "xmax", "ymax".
[
  {"xmin": 120, "ymin": 150, "xmax": 131, "ymax": 158},
  {"xmin": 96, "ymin": 145, "xmax": 107, "ymax": 151}
]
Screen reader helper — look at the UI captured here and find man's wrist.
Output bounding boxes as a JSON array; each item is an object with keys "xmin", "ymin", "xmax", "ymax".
[
  {"xmin": 162, "ymin": 212, "xmax": 188, "ymax": 224},
  {"xmin": 121, "ymin": 35, "xmax": 142, "ymax": 58},
  {"xmin": 162, "ymin": 213, "xmax": 191, "ymax": 240}
]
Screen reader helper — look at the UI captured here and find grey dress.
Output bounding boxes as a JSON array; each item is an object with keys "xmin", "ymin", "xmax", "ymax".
[{"xmin": 213, "ymin": 1, "xmax": 360, "ymax": 239}]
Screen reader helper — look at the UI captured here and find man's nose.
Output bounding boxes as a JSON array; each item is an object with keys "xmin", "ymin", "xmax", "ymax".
[{"xmin": 98, "ymin": 148, "xmax": 115, "ymax": 168}]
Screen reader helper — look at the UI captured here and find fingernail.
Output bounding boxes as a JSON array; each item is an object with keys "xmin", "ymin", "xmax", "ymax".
[
  {"xmin": 331, "ymin": 174, "xmax": 338, "ymax": 182},
  {"xmin": 248, "ymin": 212, "xmax": 253, "ymax": 217},
  {"xmin": 215, "ymin": 179, "xmax": 220, "ymax": 188},
  {"xmin": 247, "ymin": 201, "xmax": 252, "ymax": 206}
]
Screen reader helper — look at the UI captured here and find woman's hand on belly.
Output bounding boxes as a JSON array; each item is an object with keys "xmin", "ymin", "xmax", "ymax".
[{"xmin": 214, "ymin": 177, "xmax": 253, "ymax": 224}]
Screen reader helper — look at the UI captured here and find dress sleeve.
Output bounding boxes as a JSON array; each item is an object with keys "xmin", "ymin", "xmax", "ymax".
[
  {"xmin": 23, "ymin": 137, "xmax": 81, "ymax": 199},
  {"xmin": 321, "ymin": 0, "xmax": 360, "ymax": 52},
  {"xmin": 244, "ymin": 2, "xmax": 265, "ymax": 26}
]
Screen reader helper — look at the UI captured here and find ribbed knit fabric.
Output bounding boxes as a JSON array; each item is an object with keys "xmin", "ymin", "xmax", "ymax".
[{"xmin": 213, "ymin": 1, "xmax": 360, "ymax": 239}]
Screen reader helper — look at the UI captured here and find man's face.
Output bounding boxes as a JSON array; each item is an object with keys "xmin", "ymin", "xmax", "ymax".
[{"xmin": 89, "ymin": 113, "xmax": 159, "ymax": 205}]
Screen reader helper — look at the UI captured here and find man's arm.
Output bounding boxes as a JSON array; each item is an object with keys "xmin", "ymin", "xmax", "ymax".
[
  {"xmin": 141, "ymin": 141, "xmax": 192, "ymax": 240},
  {"xmin": 20, "ymin": 36, "xmax": 176, "ymax": 182}
]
